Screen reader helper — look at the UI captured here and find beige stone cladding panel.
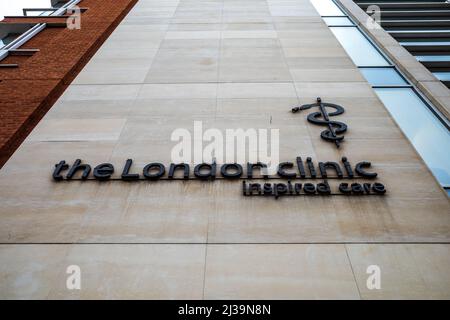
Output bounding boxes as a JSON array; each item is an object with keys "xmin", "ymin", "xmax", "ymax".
[
  {"xmin": 204, "ymin": 244, "xmax": 360, "ymax": 299},
  {"xmin": 347, "ymin": 244, "xmax": 450, "ymax": 299},
  {"xmin": 0, "ymin": 244, "xmax": 206, "ymax": 300},
  {"xmin": 1, "ymin": 244, "xmax": 449, "ymax": 299}
]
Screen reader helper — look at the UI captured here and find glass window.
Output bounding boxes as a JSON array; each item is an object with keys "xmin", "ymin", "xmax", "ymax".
[
  {"xmin": 400, "ymin": 41, "xmax": 450, "ymax": 46},
  {"xmin": 432, "ymin": 72, "xmax": 450, "ymax": 81},
  {"xmin": 375, "ymin": 87, "xmax": 450, "ymax": 187},
  {"xmin": 330, "ymin": 27, "xmax": 390, "ymax": 66},
  {"xmin": 24, "ymin": 10, "xmax": 51, "ymax": 16},
  {"xmin": 0, "ymin": 23, "xmax": 35, "ymax": 49},
  {"xmin": 0, "ymin": 33, "xmax": 21, "ymax": 47},
  {"xmin": 310, "ymin": 0, "xmax": 345, "ymax": 16},
  {"xmin": 389, "ymin": 30, "xmax": 450, "ymax": 34},
  {"xmin": 416, "ymin": 55, "xmax": 450, "ymax": 62},
  {"xmin": 360, "ymin": 67, "xmax": 408, "ymax": 86},
  {"xmin": 323, "ymin": 17, "xmax": 353, "ymax": 26}
]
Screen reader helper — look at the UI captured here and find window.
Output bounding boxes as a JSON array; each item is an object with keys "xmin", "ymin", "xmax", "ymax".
[
  {"xmin": 330, "ymin": 27, "xmax": 390, "ymax": 66},
  {"xmin": 310, "ymin": 0, "xmax": 345, "ymax": 16},
  {"xmin": 323, "ymin": 17, "xmax": 354, "ymax": 26},
  {"xmin": 375, "ymin": 87, "xmax": 450, "ymax": 187},
  {"xmin": 432, "ymin": 72, "xmax": 450, "ymax": 81},
  {"xmin": 400, "ymin": 41, "xmax": 450, "ymax": 46},
  {"xmin": 0, "ymin": 34, "xmax": 20, "ymax": 47},
  {"xmin": 313, "ymin": 0, "xmax": 450, "ymax": 195},
  {"xmin": 360, "ymin": 67, "xmax": 408, "ymax": 86},
  {"xmin": 389, "ymin": 30, "xmax": 450, "ymax": 34},
  {"xmin": 0, "ymin": 23, "xmax": 35, "ymax": 49},
  {"xmin": 416, "ymin": 55, "xmax": 450, "ymax": 62}
]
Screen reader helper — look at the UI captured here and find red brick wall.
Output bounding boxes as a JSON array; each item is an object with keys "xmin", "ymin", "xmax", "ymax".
[{"xmin": 0, "ymin": 0, "xmax": 138, "ymax": 167}]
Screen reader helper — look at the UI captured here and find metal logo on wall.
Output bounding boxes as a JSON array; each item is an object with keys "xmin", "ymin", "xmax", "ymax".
[
  {"xmin": 292, "ymin": 97, "xmax": 347, "ymax": 148},
  {"xmin": 50, "ymin": 97, "xmax": 387, "ymax": 199}
]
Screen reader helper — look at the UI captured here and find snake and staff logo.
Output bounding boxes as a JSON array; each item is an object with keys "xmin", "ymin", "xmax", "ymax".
[{"xmin": 292, "ymin": 97, "xmax": 347, "ymax": 148}]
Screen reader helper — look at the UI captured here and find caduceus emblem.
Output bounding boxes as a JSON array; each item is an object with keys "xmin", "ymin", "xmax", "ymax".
[{"xmin": 292, "ymin": 97, "xmax": 348, "ymax": 148}]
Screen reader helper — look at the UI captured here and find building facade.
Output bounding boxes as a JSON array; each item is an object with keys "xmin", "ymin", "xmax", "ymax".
[{"xmin": 0, "ymin": 0, "xmax": 449, "ymax": 299}]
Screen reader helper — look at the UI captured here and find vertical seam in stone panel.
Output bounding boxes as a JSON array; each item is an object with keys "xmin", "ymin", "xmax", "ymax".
[
  {"xmin": 345, "ymin": 244, "xmax": 362, "ymax": 300},
  {"xmin": 202, "ymin": 244, "xmax": 209, "ymax": 300},
  {"xmin": 214, "ymin": 0, "xmax": 224, "ymax": 124},
  {"xmin": 141, "ymin": 1, "xmax": 167, "ymax": 86}
]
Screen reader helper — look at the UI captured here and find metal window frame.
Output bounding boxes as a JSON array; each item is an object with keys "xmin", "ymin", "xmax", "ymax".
[
  {"xmin": 23, "ymin": 8, "xmax": 58, "ymax": 16},
  {"xmin": 325, "ymin": 0, "xmax": 450, "ymax": 193},
  {"xmin": 0, "ymin": 0, "xmax": 82, "ymax": 61},
  {"xmin": 330, "ymin": 3, "xmax": 450, "ymax": 120},
  {"xmin": 331, "ymin": 0, "xmax": 450, "ymax": 129}
]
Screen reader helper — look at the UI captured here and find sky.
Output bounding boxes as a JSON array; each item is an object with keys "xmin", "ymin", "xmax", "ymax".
[{"xmin": 0, "ymin": 0, "xmax": 52, "ymax": 20}]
